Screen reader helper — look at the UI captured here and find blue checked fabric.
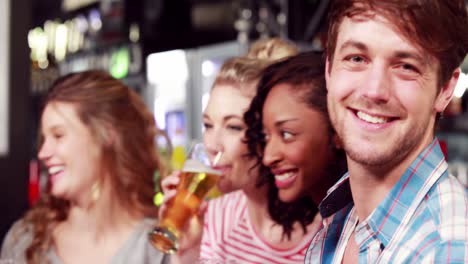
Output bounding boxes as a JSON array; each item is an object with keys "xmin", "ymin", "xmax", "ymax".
[{"xmin": 305, "ymin": 139, "xmax": 468, "ymax": 263}]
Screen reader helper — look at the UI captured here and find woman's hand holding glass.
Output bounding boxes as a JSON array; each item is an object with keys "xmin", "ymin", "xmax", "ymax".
[
  {"xmin": 149, "ymin": 143, "xmax": 221, "ymax": 254},
  {"xmin": 158, "ymin": 171, "xmax": 208, "ymax": 256}
]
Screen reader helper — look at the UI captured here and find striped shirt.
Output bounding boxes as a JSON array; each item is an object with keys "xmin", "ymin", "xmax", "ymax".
[
  {"xmin": 305, "ymin": 139, "xmax": 468, "ymax": 263},
  {"xmin": 200, "ymin": 190, "xmax": 315, "ymax": 263}
]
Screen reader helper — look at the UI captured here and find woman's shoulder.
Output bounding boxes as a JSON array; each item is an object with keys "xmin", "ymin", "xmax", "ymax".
[
  {"xmin": 204, "ymin": 191, "xmax": 247, "ymax": 230},
  {"xmin": 111, "ymin": 217, "xmax": 170, "ymax": 264},
  {"xmin": 1, "ymin": 218, "xmax": 33, "ymax": 260},
  {"xmin": 2, "ymin": 218, "xmax": 33, "ymax": 247}
]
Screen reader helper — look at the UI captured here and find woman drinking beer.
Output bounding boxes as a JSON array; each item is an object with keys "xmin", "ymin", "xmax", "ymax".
[{"xmin": 1, "ymin": 71, "xmax": 170, "ymax": 264}]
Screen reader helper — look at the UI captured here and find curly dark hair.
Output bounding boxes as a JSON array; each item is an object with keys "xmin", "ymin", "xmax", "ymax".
[{"xmin": 244, "ymin": 51, "xmax": 347, "ymax": 239}]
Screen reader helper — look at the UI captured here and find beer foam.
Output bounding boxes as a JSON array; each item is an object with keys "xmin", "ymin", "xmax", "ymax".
[{"xmin": 183, "ymin": 159, "xmax": 222, "ymax": 175}]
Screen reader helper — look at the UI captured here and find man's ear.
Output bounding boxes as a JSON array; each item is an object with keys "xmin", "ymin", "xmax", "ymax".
[{"xmin": 434, "ymin": 68, "xmax": 460, "ymax": 113}]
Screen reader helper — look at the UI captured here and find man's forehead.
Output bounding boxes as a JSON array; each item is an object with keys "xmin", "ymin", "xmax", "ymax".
[
  {"xmin": 336, "ymin": 15, "xmax": 405, "ymax": 46},
  {"xmin": 334, "ymin": 14, "xmax": 437, "ymax": 70}
]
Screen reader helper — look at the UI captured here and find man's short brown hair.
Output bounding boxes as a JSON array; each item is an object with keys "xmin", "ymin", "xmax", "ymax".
[{"xmin": 326, "ymin": 0, "xmax": 468, "ymax": 87}]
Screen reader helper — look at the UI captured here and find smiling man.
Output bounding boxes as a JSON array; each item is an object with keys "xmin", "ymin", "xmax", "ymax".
[{"xmin": 305, "ymin": 0, "xmax": 468, "ymax": 263}]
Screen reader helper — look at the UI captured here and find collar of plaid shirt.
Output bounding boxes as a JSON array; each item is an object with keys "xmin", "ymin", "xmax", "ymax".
[{"xmin": 307, "ymin": 138, "xmax": 467, "ymax": 263}]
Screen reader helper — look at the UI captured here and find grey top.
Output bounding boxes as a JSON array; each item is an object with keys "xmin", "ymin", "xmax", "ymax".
[{"xmin": 1, "ymin": 218, "xmax": 170, "ymax": 264}]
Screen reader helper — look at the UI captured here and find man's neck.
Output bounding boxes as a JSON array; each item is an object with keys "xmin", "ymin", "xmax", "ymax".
[
  {"xmin": 347, "ymin": 138, "xmax": 434, "ymax": 221},
  {"xmin": 347, "ymin": 162, "xmax": 404, "ymax": 221}
]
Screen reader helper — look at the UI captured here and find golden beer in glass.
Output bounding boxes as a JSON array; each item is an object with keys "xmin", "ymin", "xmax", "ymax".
[{"xmin": 149, "ymin": 158, "xmax": 221, "ymax": 254}]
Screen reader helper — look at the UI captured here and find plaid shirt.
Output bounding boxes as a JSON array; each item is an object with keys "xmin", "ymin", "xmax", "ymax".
[{"xmin": 305, "ymin": 139, "xmax": 468, "ymax": 263}]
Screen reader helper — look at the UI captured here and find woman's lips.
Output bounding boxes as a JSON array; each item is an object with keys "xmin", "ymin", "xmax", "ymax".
[
  {"xmin": 50, "ymin": 170, "xmax": 64, "ymax": 184},
  {"xmin": 274, "ymin": 171, "xmax": 298, "ymax": 189},
  {"xmin": 48, "ymin": 165, "xmax": 65, "ymax": 185},
  {"xmin": 213, "ymin": 165, "xmax": 231, "ymax": 174}
]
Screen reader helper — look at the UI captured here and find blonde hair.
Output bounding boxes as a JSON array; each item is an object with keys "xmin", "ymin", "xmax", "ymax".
[
  {"xmin": 246, "ymin": 38, "xmax": 299, "ymax": 61},
  {"xmin": 213, "ymin": 38, "xmax": 298, "ymax": 97}
]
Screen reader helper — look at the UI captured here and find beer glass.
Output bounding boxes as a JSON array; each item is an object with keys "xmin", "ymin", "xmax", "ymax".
[{"xmin": 149, "ymin": 142, "xmax": 222, "ymax": 254}]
